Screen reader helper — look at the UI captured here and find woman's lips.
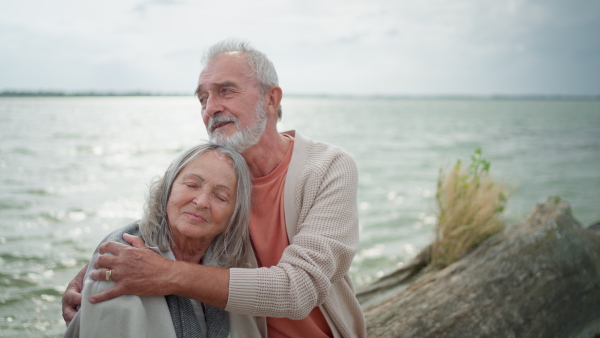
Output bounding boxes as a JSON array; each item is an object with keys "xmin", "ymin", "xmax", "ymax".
[{"xmin": 184, "ymin": 212, "xmax": 207, "ymax": 223}]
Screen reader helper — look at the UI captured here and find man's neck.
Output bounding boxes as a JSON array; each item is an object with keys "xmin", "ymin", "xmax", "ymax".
[{"xmin": 242, "ymin": 128, "xmax": 291, "ymax": 178}]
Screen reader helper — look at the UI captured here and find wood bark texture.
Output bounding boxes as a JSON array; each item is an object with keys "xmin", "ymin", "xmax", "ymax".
[{"xmin": 363, "ymin": 197, "xmax": 600, "ymax": 338}]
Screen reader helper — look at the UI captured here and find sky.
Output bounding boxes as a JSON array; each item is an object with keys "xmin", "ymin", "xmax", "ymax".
[{"xmin": 1, "ymin": 0, "xmax": 599, "ymax": 96}]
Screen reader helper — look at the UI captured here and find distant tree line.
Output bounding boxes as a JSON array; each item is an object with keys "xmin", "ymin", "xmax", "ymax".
[
  {"xmin": 1, "ymin": 90, "xmax": 598, "ymax": 99},
  {"xmin": 0, "ymin": 90, "xmax": 188, "ymax": 97}
]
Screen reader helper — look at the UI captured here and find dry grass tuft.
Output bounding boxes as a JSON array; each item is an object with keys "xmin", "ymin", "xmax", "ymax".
[{"xmin": 432, "ymin": 148, "xmax": 508, "ymax": 269}]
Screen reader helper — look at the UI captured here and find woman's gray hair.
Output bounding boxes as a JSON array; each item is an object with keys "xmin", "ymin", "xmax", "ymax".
[
  {"xmin": 202, "ymin": 38, "xmax": 283, "ymax": 120},
  {"xmin": 139, "ymin": 143, "xmax": 252, "ymax": 268}
]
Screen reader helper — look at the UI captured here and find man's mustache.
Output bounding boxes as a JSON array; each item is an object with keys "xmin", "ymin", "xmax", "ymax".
[{"xmin": 208, "ymin": 115, "xmax": 238, "ymax": 133}]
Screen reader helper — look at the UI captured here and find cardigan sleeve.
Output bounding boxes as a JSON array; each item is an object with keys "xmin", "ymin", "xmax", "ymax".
[{"xmin": 226, "ymin": 142, "xmax": 359, "ymax": 320}]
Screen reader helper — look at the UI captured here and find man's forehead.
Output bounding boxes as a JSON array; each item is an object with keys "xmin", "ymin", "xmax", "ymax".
[{"xmin": 197, "ymin": 55, "xmax": 255, "ymax": 91}]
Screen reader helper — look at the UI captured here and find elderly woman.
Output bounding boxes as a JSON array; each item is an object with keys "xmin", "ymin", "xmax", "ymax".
[{"xmin": 64, "ymin": 143, "xmax": 262, "ymax": 338}]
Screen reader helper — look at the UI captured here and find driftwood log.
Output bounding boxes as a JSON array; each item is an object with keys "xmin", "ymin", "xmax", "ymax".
[{"xmin": 361, "ymin": 197, "xmax": 600, "ymax": 337}]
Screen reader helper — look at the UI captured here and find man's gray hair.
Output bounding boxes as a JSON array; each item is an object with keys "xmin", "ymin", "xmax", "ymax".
[
  {"xmin": 139, "ymin": 143, "xmax": 252, "ymax": 268},
  {"xmin": 202, "ymin": 39, "xmax": 283, "ymax": 120}
]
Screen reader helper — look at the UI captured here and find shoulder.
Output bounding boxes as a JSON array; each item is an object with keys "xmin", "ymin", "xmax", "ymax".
[
  {"xmin": 86, "ymin": 221, "xmax": 143, "ymax": 272},
  {"xmin": 305, "ymin": 142, "xmax": 358, "ymax": 185},
  {"xmin": 97, "ymin": 220, "xmax": 142, "ymax": 246},
  {"xmin": 293, "ymin": 131, "xmax": 357, "ymax": 173}
]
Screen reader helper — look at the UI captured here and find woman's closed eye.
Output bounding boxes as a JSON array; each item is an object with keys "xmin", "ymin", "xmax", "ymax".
[
  {"xmin": 184, "ymin": 182, "xmax": 199, "ymax": 188},
  {"xmin": 213, "ymin": 192, "xmax": 229, "ymax": 202}
]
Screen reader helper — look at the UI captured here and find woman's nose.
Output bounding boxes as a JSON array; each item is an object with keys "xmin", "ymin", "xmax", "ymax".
[{"xmin": 192, "ymin": 191, "xmax": 210, "ymax": 208}]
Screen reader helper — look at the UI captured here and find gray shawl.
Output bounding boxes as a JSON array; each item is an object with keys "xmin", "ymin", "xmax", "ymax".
[{"xmin": 65, "ymin": 221, "xmax": 229, "ymax": 338}]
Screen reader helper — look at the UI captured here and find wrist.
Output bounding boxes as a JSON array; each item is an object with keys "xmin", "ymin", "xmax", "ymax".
[
  {"xmin": 163, "ymin": 262, "xmax": 230, "ymax": 308},
  {"xmin": 162, "ymin": 259, "xmax": 186, "ymax": 295}
]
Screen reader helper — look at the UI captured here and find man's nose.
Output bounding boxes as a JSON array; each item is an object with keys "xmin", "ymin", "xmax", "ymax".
[{"xmin": 204, "ymin": 94, "xmax": 223, "ymax": 118}]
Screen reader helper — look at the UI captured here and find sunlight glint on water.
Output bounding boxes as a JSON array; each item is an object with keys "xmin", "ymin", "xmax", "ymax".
[{"xmin": 1, "ymin": 96, "xmax": 599, "ymax": 336}]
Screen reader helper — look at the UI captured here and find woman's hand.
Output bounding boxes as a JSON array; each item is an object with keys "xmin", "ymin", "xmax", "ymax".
[
  {"xmin": 87, "ymin": 233, "xmax": 175, "ymax": 303},
  {"xmin": 62, "ymin": 263, "xmax": 87, "ymax": 326}
]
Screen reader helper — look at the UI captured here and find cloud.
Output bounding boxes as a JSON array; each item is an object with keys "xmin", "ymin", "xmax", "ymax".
[
  {"xmin": 1, "ymin": 0, "xmax": 598, "ymax": 95},
  {"xmin": 133, "ymin": 0, "xmax": 184, "ymax": 15}
]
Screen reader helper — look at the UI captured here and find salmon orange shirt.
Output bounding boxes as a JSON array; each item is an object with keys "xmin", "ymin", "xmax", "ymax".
[{"xmin": 249, "ymin": 135, "xmax": 333, "ymax": 338}]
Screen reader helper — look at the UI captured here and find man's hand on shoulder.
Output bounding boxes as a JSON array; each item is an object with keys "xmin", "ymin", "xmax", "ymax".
[{"xmin": 88, "ymin": 233, "xmax": 175, "ymax": 303}]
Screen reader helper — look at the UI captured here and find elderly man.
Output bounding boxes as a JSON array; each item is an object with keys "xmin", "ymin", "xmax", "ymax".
[{"xmin": 62, "ymin": 39, "xmax": 366, "ymax": 337}]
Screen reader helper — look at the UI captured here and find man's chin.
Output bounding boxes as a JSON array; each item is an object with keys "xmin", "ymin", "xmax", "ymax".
[
  {"xmin": 210, "ymin": 129, "xmax": 260, "ymax": 153},
  {"xmin": 209, "ymin": 131, "xmax": 230, "ymax": 144},
  {"xmin": 210, "ymin": 134, "xmax": 241, "ymax": 149}
]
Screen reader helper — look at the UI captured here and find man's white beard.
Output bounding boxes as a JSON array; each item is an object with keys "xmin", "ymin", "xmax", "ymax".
[{"xmin": 208, "ymin": 99, "xmax": 268, "ymax": 153}]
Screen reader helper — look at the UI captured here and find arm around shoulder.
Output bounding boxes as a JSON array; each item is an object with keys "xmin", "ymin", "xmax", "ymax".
[{"xmin": 227, "ymin": 143, "xmax": 360, "ymax": 319}]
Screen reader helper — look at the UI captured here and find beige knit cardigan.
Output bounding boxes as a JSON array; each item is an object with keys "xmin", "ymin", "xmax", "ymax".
[{"xmin": 226, "ymin": 130, "xmax": 367, "ymax": 338}]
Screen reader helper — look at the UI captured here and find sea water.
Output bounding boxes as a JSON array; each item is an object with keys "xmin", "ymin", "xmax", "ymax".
[{"xmin": 1, "ymin": 96, "xmax": 599, "ymax": 336}]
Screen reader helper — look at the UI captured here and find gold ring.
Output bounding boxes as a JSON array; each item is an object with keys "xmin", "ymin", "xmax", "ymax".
[{"xmin": 106, "ymin": 270, "xmax": 112, "ymax": 282}]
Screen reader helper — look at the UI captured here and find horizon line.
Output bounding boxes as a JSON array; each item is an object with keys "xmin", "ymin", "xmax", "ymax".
[{"xmin": 1, "ymin": 90, "xmax": 599, "ymax": 100}]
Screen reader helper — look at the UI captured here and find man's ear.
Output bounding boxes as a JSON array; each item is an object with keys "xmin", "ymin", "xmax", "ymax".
[{"xmin": 266, "ymin": 86, "xmax": 282, "ymax": 117}]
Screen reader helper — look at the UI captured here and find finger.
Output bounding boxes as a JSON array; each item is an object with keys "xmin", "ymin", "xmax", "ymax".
[
  {"xmin": 98, "ymin": 241, "xmax": 130, "ymax": 255},
  {"xmin": 62, "ymin": 264, "xmax": 87, "ymax": 326},
  {"xmin": 62, "ymin": 289, "xmax": 82, "ymax": 326},
  {"xmin": 93, "ymin": 254, "xmax": 118, "ymax": 270},
  {"xmin": 63, "ymin": 285, "xmax": 83, "ymax": 304},
  {"xmin": 89, "ymin": 268, "xmax": 115, "ymax": 282},
  {"xmin": 62, "ymin": 306, "xmax": 77, "ymax": 327},
  {"xmin": 73, "ymin": 263, "xmax": 88, "ymax": 291},
  {"xmin": 123, "ymin": 233, "xmax": 147, "ymax": 249},
  {"xmin": 89, "ymin": 284, "xmax": 125, "ymax": 304}
]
